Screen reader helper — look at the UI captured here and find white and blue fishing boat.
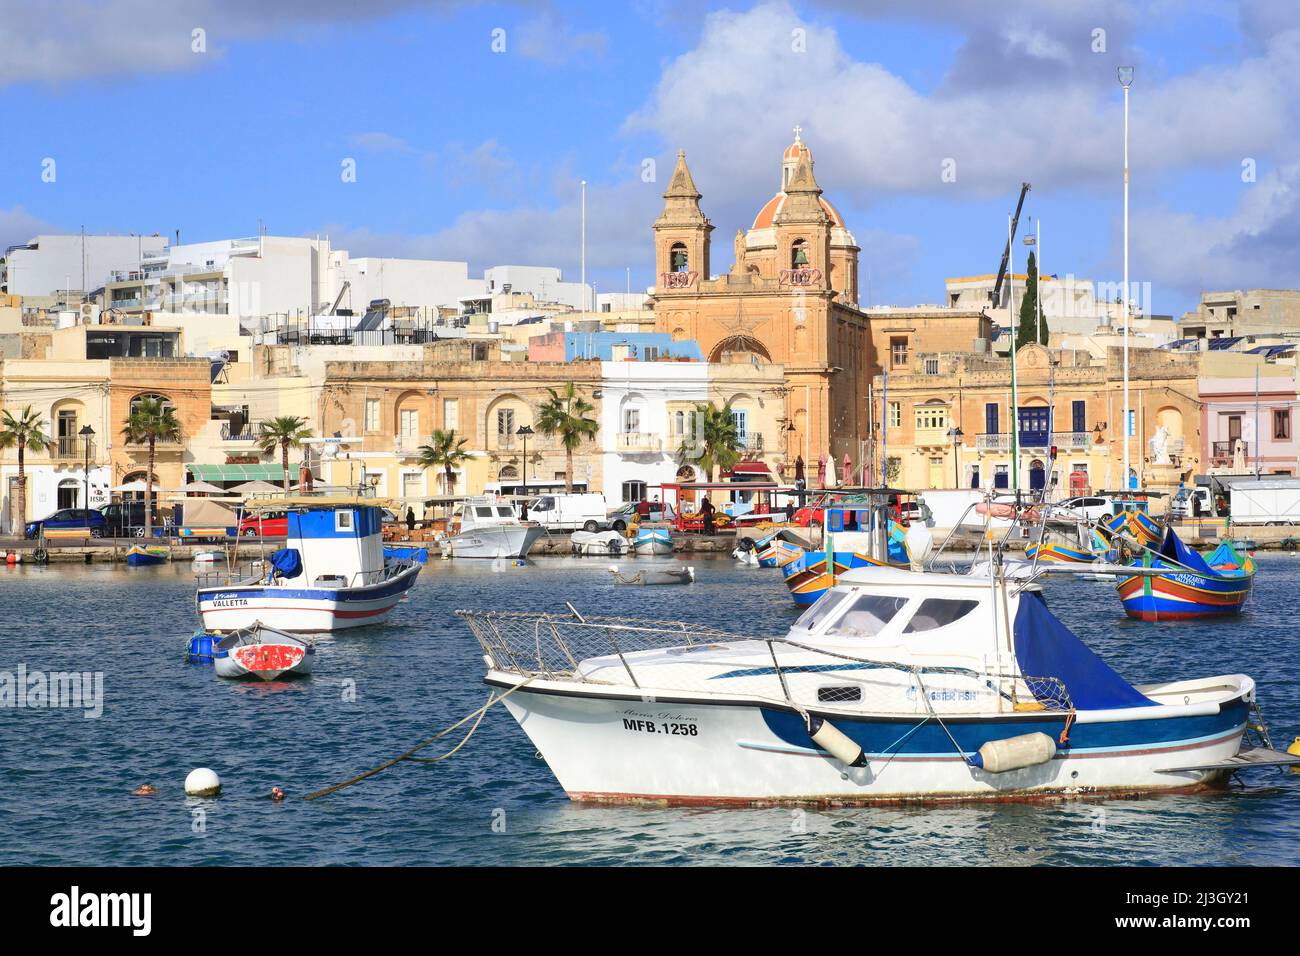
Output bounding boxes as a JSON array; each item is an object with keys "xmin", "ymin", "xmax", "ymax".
[
  {"xmin": 457, "ymin": 564, "xmax": 1296, "ymax": 805},
  {"xmin": 632, "ymin": 528, "xmax": 672, "ymax": 556},
  {"xmin": 196, "ymin": 497, "xmax": 421, "ymax": 632}
]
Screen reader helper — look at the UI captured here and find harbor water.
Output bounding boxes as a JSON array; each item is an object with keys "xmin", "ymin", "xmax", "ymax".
[{"xmin": 2, "ymin": 554, "xmax": 1299, "ymax": 866}]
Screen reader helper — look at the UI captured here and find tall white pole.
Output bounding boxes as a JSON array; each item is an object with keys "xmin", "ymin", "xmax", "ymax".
[
  {"xmin": 580, "ymin": 180, "xmax": 588, "ymax": 315},
  {"xmin": 1036, "ymin": 218, "xmax": 1042, "ymax": 344},
  {"xmin": 1121, "ymin": 70, "xmax": 1132, "ymax": 491},
  {"xmin": 1009, "ymin": 214, "xmax": 1019, "ymax": 495}
]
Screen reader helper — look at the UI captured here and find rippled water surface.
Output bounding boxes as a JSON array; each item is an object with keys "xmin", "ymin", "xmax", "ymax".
[{"xmin": 2, "ymin": 553, "xmax": 1299, "ymax": 866}]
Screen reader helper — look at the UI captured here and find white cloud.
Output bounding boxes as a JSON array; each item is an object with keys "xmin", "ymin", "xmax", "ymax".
[
  {"xmin": 514, "ymin": 10, "xmax": 609, "ymax": 65},
  {"xmin": 0, "ymin": 206, "xmax": 60, "ymax": 252},
  {"xmin": 1131, "ymin": 163, "xmax": 1300, "ymax": 298},
  {"xmin": 349, "ymin": 131, "xmax": 414, "ymax": 154}
]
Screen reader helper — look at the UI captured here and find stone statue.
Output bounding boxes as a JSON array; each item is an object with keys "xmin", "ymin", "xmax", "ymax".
[
  {"xmin": 1151, "ymin": 425, "xmax": 1171, "ymax": 465},
  {"xmin": 732, "ymin": 229, "xmax": 745, "ymax": 275}
]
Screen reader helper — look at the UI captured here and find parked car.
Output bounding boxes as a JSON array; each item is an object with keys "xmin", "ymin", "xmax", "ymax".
[
  {"xmin": 24, "ymin": 508, "xmax": 106, "ymax": 539},
  {"xmin": 238, "ymin": 511, "xmax": 289, "ymax": 537},
  {"xmin": 607, "ymin": 501, "xmax": 665, "ymax": 531},
  {"xmin": 1057, "ymin": 496, "xmax": 1112, "ymax": 522},
  {"xmin": 99, "ymin": 501, "xmax": 171, "ymax": 538}
]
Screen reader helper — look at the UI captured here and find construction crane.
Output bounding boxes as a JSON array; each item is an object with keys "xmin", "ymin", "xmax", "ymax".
[{"xmin": 990, "ymin": 182, "xmax": 1031, "ymax": 309}]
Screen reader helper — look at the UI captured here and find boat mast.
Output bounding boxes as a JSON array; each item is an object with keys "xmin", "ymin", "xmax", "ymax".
[{"xmin": 1009, "ymin": 214, "xmax": 1019, "ymax": 497}]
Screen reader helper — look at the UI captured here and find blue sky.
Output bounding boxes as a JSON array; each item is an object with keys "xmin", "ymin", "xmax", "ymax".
[{"xmin": 4, "ymin": 1, "xmax": 1300, "ymax": 318}]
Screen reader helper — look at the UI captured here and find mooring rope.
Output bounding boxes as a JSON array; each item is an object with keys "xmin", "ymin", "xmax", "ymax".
[{"xmin": 303, "ymin": 675, "xmax": 537, "ymax": 801}]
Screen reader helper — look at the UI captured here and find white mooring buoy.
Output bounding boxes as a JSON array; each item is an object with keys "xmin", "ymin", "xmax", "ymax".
[{"xmin": 184, "ymin": 767, "xmax": 222, "ymax": 797}]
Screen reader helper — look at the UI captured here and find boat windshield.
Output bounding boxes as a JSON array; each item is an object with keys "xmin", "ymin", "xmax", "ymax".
[
  {"xmin": 901, "ymin": 598, "xmax": 980, "ymax": 633},
  {"xmin": 825, "ymin": 594, "xmax": 910, "ymax": 639},
  {"xmin": 793, "ymin": 590, "xmax": 851, "ymax": 631}
]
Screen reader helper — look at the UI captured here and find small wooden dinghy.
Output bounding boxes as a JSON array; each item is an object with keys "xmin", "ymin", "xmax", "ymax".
[
  {"xmin": 125, "ymin": 545, "xmax": 169, "ymax": 566},
  {"xmin": 633, "ymin": 529, "xmax": 672, "ymax": 555},
  {"xmin": 572, "ymin": 530, "xmax": 628, "ymax": 556},
  {"xmin": 607, "ymin": 565, "xmax": 695, "ymax": 586},
  {"xmin": 213, "ymin": 624, "xmax": 314, "ymax": 680}
]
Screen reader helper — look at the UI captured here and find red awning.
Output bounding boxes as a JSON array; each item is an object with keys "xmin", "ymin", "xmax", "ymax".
[{"xmin": 723, "ymin": 462, "xmax": 771, "ymax": 476}]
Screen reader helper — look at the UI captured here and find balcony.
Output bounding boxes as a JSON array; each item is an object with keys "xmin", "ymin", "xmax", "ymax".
[
  {"xmin": 1212, "ymin": 440, "xmax": 1245, "ymax": 463},
  {"xmin": 220, "ymin": 422, "xmax": 263, "ymax": 442},
  {"xmin": 914, "ymin": 427, "xmax": 953, "ymax": 448},
  {"xmin": 737, "ymin": 433, "xmax": 765, "ymax": 452},
  {"xmin": 123, "ymin": 436, "xmax": 183, "ymax": 450},
  {"xmin": 617, "ymin": 432, "xmax": 663, "ymax": 453},
  {"xmin": 50, "ymin": 436, "xmax": 94, "ymax": 460},
  {"xmin": 975, "ymin": 431, "xmax": 1092, "ymax": 453}
]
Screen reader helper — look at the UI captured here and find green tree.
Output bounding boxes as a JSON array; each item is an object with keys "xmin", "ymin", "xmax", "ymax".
[
  {"xmin": 416, "ymin": 428, "xmax": 470, "ymax": 496},
  {"xmin": 536, "ymin": 383, "xmax": 599, "ymax": 493},
  {"xmin": 677, "ymin": 401, "xmax": 741, "ymax": 482},
  {"xmin": 1015, "ymin": 250, "xmax": 1046, "ymax": 350},
  {"xmin": 0, "ymin": 405, "xmax": 50, "ymax": 533},
  {"xmin": 256, "ymin": 416, "xmax": 313, "ymax": 492},
  {"xmin": 121, "ymin": 397, "xmax": 182, "ymax": 538}
]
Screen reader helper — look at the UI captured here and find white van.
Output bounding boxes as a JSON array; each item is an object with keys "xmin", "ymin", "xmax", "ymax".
[{"xmin": 527, "ymin": 493, "xmax": 609, "ymax": 532}]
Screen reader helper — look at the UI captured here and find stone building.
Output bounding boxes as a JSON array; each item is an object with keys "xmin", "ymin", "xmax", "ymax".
[
  {"xmin": 649, "ymin": 131, "xmax": 990, "ymax": 480},
  {"xmin": 1178, "ymin": 289, "xmax": 1300, "ymax": 340},
  {"xmin": 871, "ymin": 343, "xmax": 1205, "ymax": 497}
]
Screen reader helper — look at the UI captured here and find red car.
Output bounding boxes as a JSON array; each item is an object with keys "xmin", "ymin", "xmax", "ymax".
[
  {"xmin": 792, "ymin": 499, "xmax": 919, "ymax": 528},
  {"xmin": 238, "ymin": 511, "xmax": 288, "ymax": 537}
]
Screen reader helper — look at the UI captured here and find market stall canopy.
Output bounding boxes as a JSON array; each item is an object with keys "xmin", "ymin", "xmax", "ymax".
[
  {"xmin": 111, "ymin": 480, "xmax": 165, "ymax": 492},
  {"xmin": 230, "ymin": 480, "xmax": 285, "ymax": 495},
  {"xmin": 186, "ymin": 463, "xmax": 299, "ymax": 483},
  {"xmin": 181, "ymin": 480, "xmax": 226, "ymax": 495}
]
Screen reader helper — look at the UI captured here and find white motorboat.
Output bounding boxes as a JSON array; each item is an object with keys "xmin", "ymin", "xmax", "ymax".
[
  {"xmin": 457, "ymin": 564, "xmax": 1293, "ymax": 805},
  {"xmin": 213, "ymin": 623, "xmax": 314, "ymax": 680},
  {"xmin": 450, "ymin": 495, "xmax": 546, "ymax": 559},
  {"xmin": 196, "ymin": 497, "xmax": 421, "ymax": 632},
  {"xmin": 191, "ymin": 549, "xmax": 225, "ymax": 565},
  {"xmin": 571, "ymin": 530, "xmax": 628, "ymax": 556}
]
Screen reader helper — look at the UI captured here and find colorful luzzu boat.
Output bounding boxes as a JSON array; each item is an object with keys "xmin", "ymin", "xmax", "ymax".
[
  {"xmin": 458, "ymin": 565, "xmax": 1289, "ymax": 805},
  {"xmin": 781, "ymin": 548, "xmax": 887, "ymax": 605},
  {"xmin": 1026, "ymin": 540, "xmax": 1097, "ymax": 563},
  {"xmin": 758, "ymin": 538, "xmax": 804, "ymax": 568},
  {"xmin": 1117, "ymin": 528, "xmax": 1254, "ymax": 621},
  {"xmin": 1103, "ymin": 509, "xmax": 1161, "ymax": 546},
  {"xmin": 780, "ymin": 511, "xmax": 910, "ymax": 606},
  {"xmin": 125, "ymin": 545, "xmax": 169, "ymax": 566},
  {"xmin": 196, "ymin": 498, "xmax": 421, "ymax": 632}
]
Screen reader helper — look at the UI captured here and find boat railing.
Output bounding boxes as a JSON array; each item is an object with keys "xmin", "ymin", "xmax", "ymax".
[
  {"xmin": 455, "ymin": 609, "xmax": 1073, "ymax": 716},
  {"xmin": 195, "ymin": 563, "xmax": 264, "ymax": 589}
]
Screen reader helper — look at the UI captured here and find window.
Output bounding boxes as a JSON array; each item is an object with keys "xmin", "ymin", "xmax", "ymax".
[
  {"xmin": 671, "ymin": 410, "xmax": 687, "ymax": 435},
  {"xmin": 623, "ymin": 407, "xmax": 641, "ymax": 433},
  {"xmin": 622, "ymin": 480, "xmax": 647, "ymax": 503},
  {"xmin": 335, "ymin": 510, "xmax": 353, "ymax": 532},
  {"xmin": 924, "ymin": 358, "xmax": 939, "ymax": 375},
  {"xmin": 1274, "ymin": 408, "xmax": 1291, "ymax": 440},
  {"xmin": 984, "ymin": 402, "xmax": 999, "ymax": 434},
  {"xmin": 471, "ymin": 342, "xmax": 489, "ymax": 361},
  {"xmin": 443, "ymin": 398, "xmax": 459, "ymax": 431},
  {"xmin": 827, "ymin": 594, "xmax": 909, "ymax": 638},
  {"xmin": 643, "ymin": 346, "xmax": 660, "ymax": 361},
  {"xmin": 902, "ymin": 599, "xmax": 980, "ymax": 633},
  {"xmin": 731, "ymin": 408, "xmax": 748, "ymax": 440},
  {"xmin": 794, "ymin": 590, "xmax": 851, "ymax": 631},
  {"xmin": 890, "ymin": 337, "xmax": 909, "ymax": 368},
  {"xmin": 399, "ymin": 408, "xmax": 418, "ymax": 438},
  {"xmin": 887, "ymin": 401, "xmax": 901, "ymax": 429},
  {"xmin": 817, "ymin": 686, "xmax": 862, "ymax": 703},
  {"xmin": 914, "ymin": 404, "xmax": 949, "ymax": 431},
  {"xmin": 364, "ymin": 399, "xmax": 380, "ymax": 432},
  {"xmin": 1071, "ymin": 400, "xmax": 1086, "ymax": 434},
  {"xmin": 497, "ymin": 407, "xmax": 515, "ymax": 438}
]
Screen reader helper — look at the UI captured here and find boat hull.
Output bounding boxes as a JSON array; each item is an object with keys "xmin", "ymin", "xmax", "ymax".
[
  {"xmin": 633, "ymin": 537, "xmax": 673, "ymax": 556},
  {"xmin": 451, "ymin": 525, "xmax": 545, "ymax": 559},
  {"xmin": 781, "ymin": 551, "xmax": 885, "ymax": 605},
  {"xmin": 1025, "ymin": 542, "xmax": 1097, "ymax": 563},
  {"xmin": 1117, "ymin": 570, "xmax": 1252, "ymax": 620},
  {"xmin": 196, "ymin": 563, "xmax": 421, "ymax": 631},
  {"xmin": 494, "ymin": 679, "xmax": 1248, "ymax": 805},
  {"xmin": 126, "ymin": 546, "xmax": 168, "ymax": 566},
  {"xmin": 215, "ymin": 642, "xmax": 314, "ymax": 680}
]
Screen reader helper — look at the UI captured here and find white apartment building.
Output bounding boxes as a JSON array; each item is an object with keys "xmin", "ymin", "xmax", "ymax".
[
  {"xmin": 1, "ymin": 234, "xmax": 169, "ymax": 298},
  {"xmin": 481, "ymin": 265, "xmax": 591, "ymax": 311},
  {"xmin": 600, "ymin": 360, "xmax": 709, "ymax": 505}
]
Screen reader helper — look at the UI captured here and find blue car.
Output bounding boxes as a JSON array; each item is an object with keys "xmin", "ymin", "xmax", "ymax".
[{"xmin": 25, "ymin": 508, "xmax": 107, "ymax": 539}]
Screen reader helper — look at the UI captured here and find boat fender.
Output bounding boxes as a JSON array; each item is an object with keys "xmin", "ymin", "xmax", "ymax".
[
  {"xmin": 1288, "ymin": 737, "xmax": 1300, "ymax": 775},
  {"xmin": 968, "ymin": 732, "xmax": 1057, "ymax": 773},
  {"xmin": 806, "ymin": 715, "xmax": 866, "ymax": 767}
]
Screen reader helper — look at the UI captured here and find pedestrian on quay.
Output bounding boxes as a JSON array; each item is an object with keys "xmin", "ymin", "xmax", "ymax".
[
  {"xmin": 701, "ymin": 494, "xmax": 716, "ymax": 535},
  {"xmin": 405, "ymin": 507, "xmax": 416, "ymax": 532}
]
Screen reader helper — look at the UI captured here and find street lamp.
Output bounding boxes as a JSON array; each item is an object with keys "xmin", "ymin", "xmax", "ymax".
[
  {"xmin": 946, "ymin": 426, "xmax": 964, "ymax": 488},
  {"xmin": 516, "ymin": 424, "xmax": 534, "ymax": 495},
  {"xmin": 79, "ymin": 424, "xmax": 95, "ymax": 515},
  {"xmin": 1118, "ymin": 65, "xmax": 1134, "ymax": 490}
]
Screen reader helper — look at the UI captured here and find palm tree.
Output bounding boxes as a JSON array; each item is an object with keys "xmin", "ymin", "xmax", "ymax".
[
  {"xmin": 416, "ymin": 428, "xmax": 470, "ymax": 496},
  {"xmin": 256, "ymin": 416, "xmax": 313, "ymax": 492},
  {"xmin": 121, "ymin": 397, "xmax": 182, "ymax": 539},
  {"xmin": 0, "ymin": 406, "xmax": 50, "ymax": 534},
  {"xmin": 676, "ymin": 401, "xmax": 741, "ymax": 482},
  {"xmin": 535, "ymin": 383, "xmax": 599, "ymax": 493}
]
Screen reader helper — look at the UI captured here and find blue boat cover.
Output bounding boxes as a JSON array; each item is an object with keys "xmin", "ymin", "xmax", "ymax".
[
  {"xmin": 269, "ymin": 548, "xmax": 303, "ymax": 579},
  {"xmin": 1155, "ymin": 527, "xmax": 1213, "ymax": 575},
  {"xmin": 1013, "ymin": 593, "xmax": 1154, "ymax": 710}
]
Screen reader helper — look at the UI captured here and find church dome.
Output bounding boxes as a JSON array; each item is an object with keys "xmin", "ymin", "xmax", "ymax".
[{"xmin": 751, "ymin": 129, "xmax": 847, "ymax": 230}]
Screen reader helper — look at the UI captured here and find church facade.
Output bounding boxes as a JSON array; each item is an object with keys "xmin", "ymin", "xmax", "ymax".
[{"xmin": 650, "ymin": 131, "xmax": 990, "ymax": 481}]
